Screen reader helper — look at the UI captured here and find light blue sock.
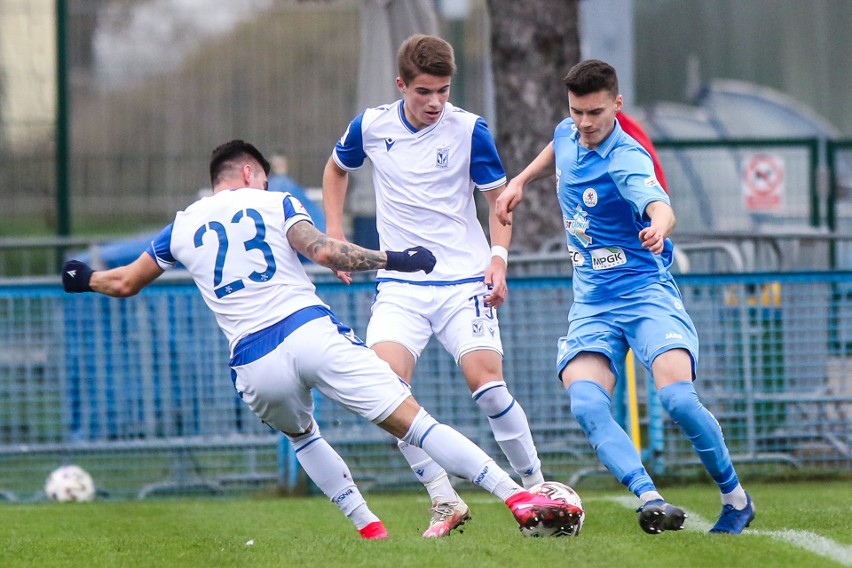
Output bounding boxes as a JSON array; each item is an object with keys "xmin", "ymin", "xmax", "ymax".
[
  {"xmin": 659, "ymin": 381, "xmax": 740, "ymax": 493},
  {"xmin": 569, "ymin": 380, "xmax": 656, "ymax": 497}
]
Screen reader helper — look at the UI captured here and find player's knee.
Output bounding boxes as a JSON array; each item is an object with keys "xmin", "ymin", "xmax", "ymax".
[
  {"xmin": 658, "ymin": 381, "xmax": 700, "ymax": 420},
  {"xmin": 472, "ymin": 380, "xmax": 512, "ymax": 417},
  {"xmin": 568, "ymin": 380, "xmax": 612, "ymax": 426},
  {"xmin": 286, "ymin": 424, "xmax": 323, "ymax": 452},
  {"xmin": 400, "ymin": 407, "xmax": 438, "ymax": 448}
]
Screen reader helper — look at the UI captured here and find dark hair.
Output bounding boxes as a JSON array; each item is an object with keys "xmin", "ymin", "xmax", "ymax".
[
  {"xmin": 563, "ymin": 60, "xmax": 619, "ymax": 98},
  {"xmin": 397, "ymin": 34, "xmax": 456, "ymax": 85},
  {"xmin": 209, "ymin": 140, "xmax": 270, "ymax": 186}
]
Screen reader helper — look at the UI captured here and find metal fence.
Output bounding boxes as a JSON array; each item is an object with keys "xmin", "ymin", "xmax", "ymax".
[
  {"xmin": 0, "ymin": 0, "xmax": 495, "ymax": 230},
  {"xmin": 1, "ymin": 271, "xmax": 849, "ymax": 501}
]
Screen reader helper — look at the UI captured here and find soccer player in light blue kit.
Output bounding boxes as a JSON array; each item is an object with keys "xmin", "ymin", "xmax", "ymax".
[
  {"xmin": 61, "ymin": 140, "xmax": 582, "ymax": 540},
  {"xmin": 323, "ymin": 35, "xmax": 545, "ymax": 537},
  {"xmin": 497, "ymin": 60, "xmax": 755, "ymax": 535}
]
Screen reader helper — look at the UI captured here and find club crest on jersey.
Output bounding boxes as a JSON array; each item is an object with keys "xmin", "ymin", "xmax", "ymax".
[
  {"xmin": 564, "ymin": 205, "xmax": 592, "ymax": 247},
  {"xmin": 436, "ymin": 146, "xmax": 449, "ymax": 168},
  {"xmin": 582, "ymin": 188, "xmax": 598, "ymax": 207}
]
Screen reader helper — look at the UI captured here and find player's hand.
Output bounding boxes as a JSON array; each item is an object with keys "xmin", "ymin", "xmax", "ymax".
[
  {"xmin": 385, "ymin": 246, "xmax": 436, "ymax": 274},
  {"xmin": 326, "ymin": 230, "xmax": 352, "ymax": 284},
  {"xmin": 639, "ymin": 226, "xmax": 665, "ymax": 254},
  {"xmin": 484, "ymin": 261, "xmax": 508, "ymax": 309},
  {"xmin": 62, "ymin": 260, "xmax": 94, "ymax": 293},
  {"xmin": 496, "ymin": 179, "xmax": 524, "ymax": 226},
  {"xmin": 333, "ymin": 268, "xmax": 353, "ymax": 285}
]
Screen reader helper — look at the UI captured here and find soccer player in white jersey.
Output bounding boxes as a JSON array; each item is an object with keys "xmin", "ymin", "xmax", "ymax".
[
  {"xmin": 322, "ymin": 35, "xmax": 545, "ymax": 537},
  {"xmin": 61, "ymin": 140, "xmax": 581, "ymax": 539},
  {"xmin": 496, "ymin": 60, "xmax": 755, "ymax": 535}
]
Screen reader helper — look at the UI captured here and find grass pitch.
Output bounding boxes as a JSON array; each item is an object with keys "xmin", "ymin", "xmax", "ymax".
[{"xmin": 1, "ymin": 480, "xmax": 850, "ymax": 568}]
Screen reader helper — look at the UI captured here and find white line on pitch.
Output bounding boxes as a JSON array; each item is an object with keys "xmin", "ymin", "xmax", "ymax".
[{"xmin": 606, "ymin": 495, "xmax": 852, "ymax": 567}]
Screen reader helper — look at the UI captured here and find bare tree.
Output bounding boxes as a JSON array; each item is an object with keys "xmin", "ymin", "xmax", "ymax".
[{"xmin": 486, "ymin": 0, "xmax": 581, "ymax": 252}]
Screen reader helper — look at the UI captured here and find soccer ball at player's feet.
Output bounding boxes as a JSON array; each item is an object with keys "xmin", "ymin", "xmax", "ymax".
[
  {"xmin": 45, "ymin": 464, "xmax": 96, "ymax": 503},
  {"xmin": 520, "ymin": 481, "xmax": 585, "ymax": 537}
]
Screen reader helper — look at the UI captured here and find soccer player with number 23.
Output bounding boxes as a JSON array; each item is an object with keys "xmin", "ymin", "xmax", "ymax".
[{"xmin": 61, "ymin": 140, "xmax": 581, "ymax": 539}]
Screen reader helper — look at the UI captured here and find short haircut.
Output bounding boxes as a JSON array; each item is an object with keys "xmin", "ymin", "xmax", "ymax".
[
  {"xmin": 397, "ymin": 34, "xmax": 456, "ymax": 85},
  {"xmin": 209, "ymin": 140, "xmax": 270, "ymax": 186},
  {"xmin": 563, "ymin": 60, "xmax": 619, "ymax": 98}
]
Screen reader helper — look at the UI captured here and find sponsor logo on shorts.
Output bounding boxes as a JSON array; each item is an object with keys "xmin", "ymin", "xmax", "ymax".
[{"xmin": 591, "ymin": 247, "xmax": 627, "ymax": 270}]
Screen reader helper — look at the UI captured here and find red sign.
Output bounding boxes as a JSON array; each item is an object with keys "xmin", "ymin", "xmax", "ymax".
[{"xmin": 742, "ymin": 153, "xmax": 785, "ymax": 211}]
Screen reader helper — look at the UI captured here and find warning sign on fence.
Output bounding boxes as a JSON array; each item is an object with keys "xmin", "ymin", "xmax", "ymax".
[{"xmin": 742, "ymin": 153, "xmax": 785, "ymax": 212}]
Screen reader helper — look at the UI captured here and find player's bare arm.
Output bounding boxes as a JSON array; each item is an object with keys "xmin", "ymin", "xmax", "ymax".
[
  {"xmin": 496, "ymin": 142, "xmax": 556, "ymax": 225},
  {"xmin": 89, "ymin": 253, "xmax": 164, "ymax": 297},
  {"xmin": 321, "ymin": 157, "xmax": 354, "ymax": 283},
  {"xmin": 483, "ymin": 186, "xmax": 510, "ymax": 308},
  {"xmin": 288, "ymin": 220, "xmax": 387, "ymax": 272},
  {"xmin": 322, "ymin": 157, "xmax": 350, "ymax": 241},
  {"xmin": 639, "ymin": 200, "xmax": 676, "ymax": 255}
]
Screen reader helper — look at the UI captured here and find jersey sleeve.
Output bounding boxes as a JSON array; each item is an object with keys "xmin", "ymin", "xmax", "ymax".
[
  {"xmin": 145, "ymin": 223, "xmax": 177, "ymax": 269},
  {"xmin": 609, "ymin": 146, "xmax": 670, "ymax": 216},
  {"xmin": 282, "ymin": 193, "xmax": 314, "ymax": 232},
  {"xmin": 331, "ymin": 112, "xmax": 367, "ymax": 171},
  {"xmin": 470, "ymin": 117, "xmax": 507, "ymax": 190}
]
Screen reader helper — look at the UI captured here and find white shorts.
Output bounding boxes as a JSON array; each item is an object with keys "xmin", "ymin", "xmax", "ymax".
[
  {"xmin": 230, "ymin": 312, "xmax": 411, "ymax": 434},
  {"xmin": 366, "ymin": 280, "xmax": 503, "ymax": 364}
]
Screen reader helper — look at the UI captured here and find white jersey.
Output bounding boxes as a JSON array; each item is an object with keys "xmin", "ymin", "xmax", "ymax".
[
  {"xmin": 333, "ymin": 100, "xmax": 506, "ymax": 284},
  {"xmin": 146, "ymin": 188, "xmax": 326, "ymax": 350}
]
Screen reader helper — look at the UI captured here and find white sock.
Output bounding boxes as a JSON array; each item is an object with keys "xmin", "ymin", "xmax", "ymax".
[
  {"xmin": 639, "ymin": 490, "xmax": 664, "ymax": 504},
  {"xmin": 401, "ymin": 407, "xmax": 521, "ymax": 501},
  {"xmin": 424, "ymin": 473, "xmax": 460, "ymax": 503},
  {"xmin": 288, "ymin": 428, "xmax": 378, "ymax": 529},
  {"xmin": 721, "ymin": 484, "xmax": 749, "ymax": 509},
  {"xmin": 397, "ymin": 439, "xmax": 459, "ymax": 502},
  {"xmin": 472, "ymin": 381, "xmax": 542, "ymax": 482},
  {"xmin": 348, "ymin": 502, "xmax": 380, "ymax": 530}
]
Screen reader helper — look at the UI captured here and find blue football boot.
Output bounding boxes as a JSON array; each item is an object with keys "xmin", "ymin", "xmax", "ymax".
[{"xmin": 710, "ymin": 492, "xmax": 755, "ymax": 534}]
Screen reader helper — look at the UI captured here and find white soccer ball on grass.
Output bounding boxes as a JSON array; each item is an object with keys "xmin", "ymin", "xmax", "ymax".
[
  {"xmin": 521, "ymin": 481, "xmax": 585, "ymax": 537},
  {"xmin": 45, "ymin": 464, "xmax": 96, "ymax": 502}
]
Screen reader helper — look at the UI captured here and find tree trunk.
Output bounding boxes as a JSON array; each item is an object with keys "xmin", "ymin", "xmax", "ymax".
[{"xmin": 486, "ymin": 0, "xmax": 581, "ymax": 252}]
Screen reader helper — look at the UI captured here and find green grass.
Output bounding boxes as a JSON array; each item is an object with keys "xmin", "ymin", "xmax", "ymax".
[{"xmin": 1, "ymin": 480, "xmax": 850, "ymax": 568}]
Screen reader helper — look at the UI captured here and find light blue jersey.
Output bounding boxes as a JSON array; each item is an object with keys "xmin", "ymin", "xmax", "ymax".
[
  {"xmin": 554, "ymin": 117, "xmax": 672, "ymax": 303},
  {"xmin": 553, "ymin": 118, "xmax": 698, "ymax": 379}
]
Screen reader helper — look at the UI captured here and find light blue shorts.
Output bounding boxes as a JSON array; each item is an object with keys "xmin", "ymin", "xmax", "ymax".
[{"xmin": 556, "ymin": 280, "xmax": 699, "ymax": 381}]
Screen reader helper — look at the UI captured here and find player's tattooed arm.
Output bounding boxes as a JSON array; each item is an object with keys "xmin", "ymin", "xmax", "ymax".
[{"xmin": 287, "ymin": 220, "xmax": 386, "ymax": 272}]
